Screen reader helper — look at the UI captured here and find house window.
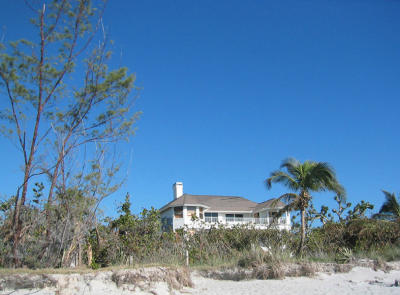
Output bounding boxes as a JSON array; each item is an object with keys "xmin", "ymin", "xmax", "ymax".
[
  {"xmin": 226, "ymin": 214, "xmax": 243, "ymax": 222},
  {"xmin": 205, "ymin": 212, "xmax": 218, "ymax": 222},
  {"xmin": 187, "ymin": 206, "xmax": 196, "ymax": 218},
  {"xmin": 270, "ymin": 212, "xmax": 281, "ymax": 223},
  {"xmin": 174, "ymin": 207, "xmax": 183, "ymax": 218},
  {"xmin": 161, "ymin": 218, "xmax": 173, "ymax": 231}
]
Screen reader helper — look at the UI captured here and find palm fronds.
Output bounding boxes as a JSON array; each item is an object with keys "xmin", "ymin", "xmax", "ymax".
[
  {"xmin": 265, "ymin": 157, "xmax": 344, "ymax": 255},
  {"xmin": 374, "ymin": 190, "xmax": 400, "ymax": 221}
]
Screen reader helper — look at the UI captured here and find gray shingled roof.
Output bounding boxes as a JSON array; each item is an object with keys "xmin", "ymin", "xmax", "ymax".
[
  {"xmin": 159, "ymin": 194, "xmax": 284, "ymax": 213},
  {"xmin": 253, "ymin": 199, "xmax": 286, "ymax": 213}
]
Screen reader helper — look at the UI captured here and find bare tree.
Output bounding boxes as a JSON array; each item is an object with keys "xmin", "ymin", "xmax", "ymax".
[{"xmin": 0, "ymin": 0, "xmax": 139, "ymax": 266}]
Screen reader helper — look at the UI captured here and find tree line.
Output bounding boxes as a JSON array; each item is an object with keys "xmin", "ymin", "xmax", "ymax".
[{"xmin": 0, "ymin": 159, "xmax": 398, "ymax": 268}]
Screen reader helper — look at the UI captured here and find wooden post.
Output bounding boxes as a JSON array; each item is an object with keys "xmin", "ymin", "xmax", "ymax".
[
  {"xmin": 87, "ymin": 243, "xmax": 93, "ymax": 267},
  {"xmin": 129, "ymin": 255, "xmax": 133, "ymax": 266},
  {"xmin": 78, "ymin": 242, "xmax": 82, "ymax": 266}
]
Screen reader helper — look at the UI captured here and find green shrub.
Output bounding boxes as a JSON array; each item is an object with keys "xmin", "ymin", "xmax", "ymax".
[{"xmin": 305, "ymin": 219, "xmax": 400, "ymax": 259}]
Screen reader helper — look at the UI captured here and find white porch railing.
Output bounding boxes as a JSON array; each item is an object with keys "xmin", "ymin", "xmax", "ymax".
[
  {"xmin": 169, "ymin": 217, "xmax": 289, "ymax": 231},
  {"xmin": 222, "ymin": 217, "xmax": 286, "ymax": 225}
]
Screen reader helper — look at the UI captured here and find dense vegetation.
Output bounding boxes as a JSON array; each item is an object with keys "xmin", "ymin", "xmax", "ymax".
[{"xmin": 0, "ymin": 190, "xmax": 399, "ymax": 269}]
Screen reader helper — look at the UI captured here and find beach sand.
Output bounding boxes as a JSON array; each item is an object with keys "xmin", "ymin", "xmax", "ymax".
[
  {"xmin": 190, "ymin": 266, "xmax": 400, "ymax": 295},
  {"xmin": 1, "ymin": 263, "xmax": 399, "ymax": 294}
]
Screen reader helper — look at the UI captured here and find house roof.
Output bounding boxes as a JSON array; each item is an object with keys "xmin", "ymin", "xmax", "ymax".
[
  {"xmin": 253, "ymin": 199, "xmax": 286, "ymax": 213},
  {"xmin": 159, "ymin": 194, "xmax": 284, "ymax": 213}
]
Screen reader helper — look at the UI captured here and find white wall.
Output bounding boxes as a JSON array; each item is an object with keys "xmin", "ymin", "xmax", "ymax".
[
  {"xmin": 160, "ymin": 208, "xmax": 174, "ymax": 219},
  {"xmin": 163, "ymin": 207, "xmax": 291, "ymax": 231}
]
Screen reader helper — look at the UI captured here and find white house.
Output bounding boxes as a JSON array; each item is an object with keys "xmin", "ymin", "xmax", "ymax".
[{"xmin": 160, "ymin": 182, "xmax": 291, "ymax": 231}]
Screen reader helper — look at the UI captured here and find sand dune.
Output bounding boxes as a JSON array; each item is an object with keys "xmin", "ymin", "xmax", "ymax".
[
  {"xmin": 190, "ymin": 266, "xmax": 400, "ymax": 295},
  {"xmin": 1, "ymin": 263, "xmax": 399, "ymax": 295}
]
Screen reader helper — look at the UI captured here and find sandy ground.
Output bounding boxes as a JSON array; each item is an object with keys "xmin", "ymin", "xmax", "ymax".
[
  {"xmin": 1, "ymin": 264, "xmax": 400, "ymax": 295},
  {"xmin": 190, "ymin": 266, "xmax": 400, "ymax": 295}
]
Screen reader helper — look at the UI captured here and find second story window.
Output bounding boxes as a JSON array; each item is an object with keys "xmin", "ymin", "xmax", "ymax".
[
  {"xmin": 226, "ymin": 214, "xmax": 244, "ymax": 222},
  {"xmin": 187, "ymin": 206, "xmax": 196, "ymax": 218},
  {"xmin": 174, "ymin": 207, "xmax": 183, "ymax": 218},
  {"xmin": 205, "ymin": 212, "xmax": 218, "ymax": 222}
]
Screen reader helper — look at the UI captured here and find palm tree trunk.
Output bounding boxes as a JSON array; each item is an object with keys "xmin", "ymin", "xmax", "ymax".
[{"xmin": 297, "ymin": 208, "xmax": 306, "ymax": 255}]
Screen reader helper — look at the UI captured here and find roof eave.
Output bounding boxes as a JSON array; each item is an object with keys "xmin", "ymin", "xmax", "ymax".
[
  {"xmin": 253, "ymin": 207, "xmax": 285, "ymax": 214},
  {"xmin": 159, "ymin": 203, "xmax": 210, "ymax": 213},
  {"xmin": 205, "ymin": 210, "xmax": 254, "ymax": 213}
]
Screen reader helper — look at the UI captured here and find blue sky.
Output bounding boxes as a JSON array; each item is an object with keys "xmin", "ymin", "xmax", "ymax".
[{"xmin": 0, "ymin": 0, "xmax": 399, "ymax": 218}]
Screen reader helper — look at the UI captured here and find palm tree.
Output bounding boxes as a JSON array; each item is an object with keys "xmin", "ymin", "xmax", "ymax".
[
  {"xmin": 375, "ymin": 190, "xmax": 400, "ymax": 221},
  {"xmin": 266, "ymin": 158, "xmax": 344, "ymax": 254}
]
